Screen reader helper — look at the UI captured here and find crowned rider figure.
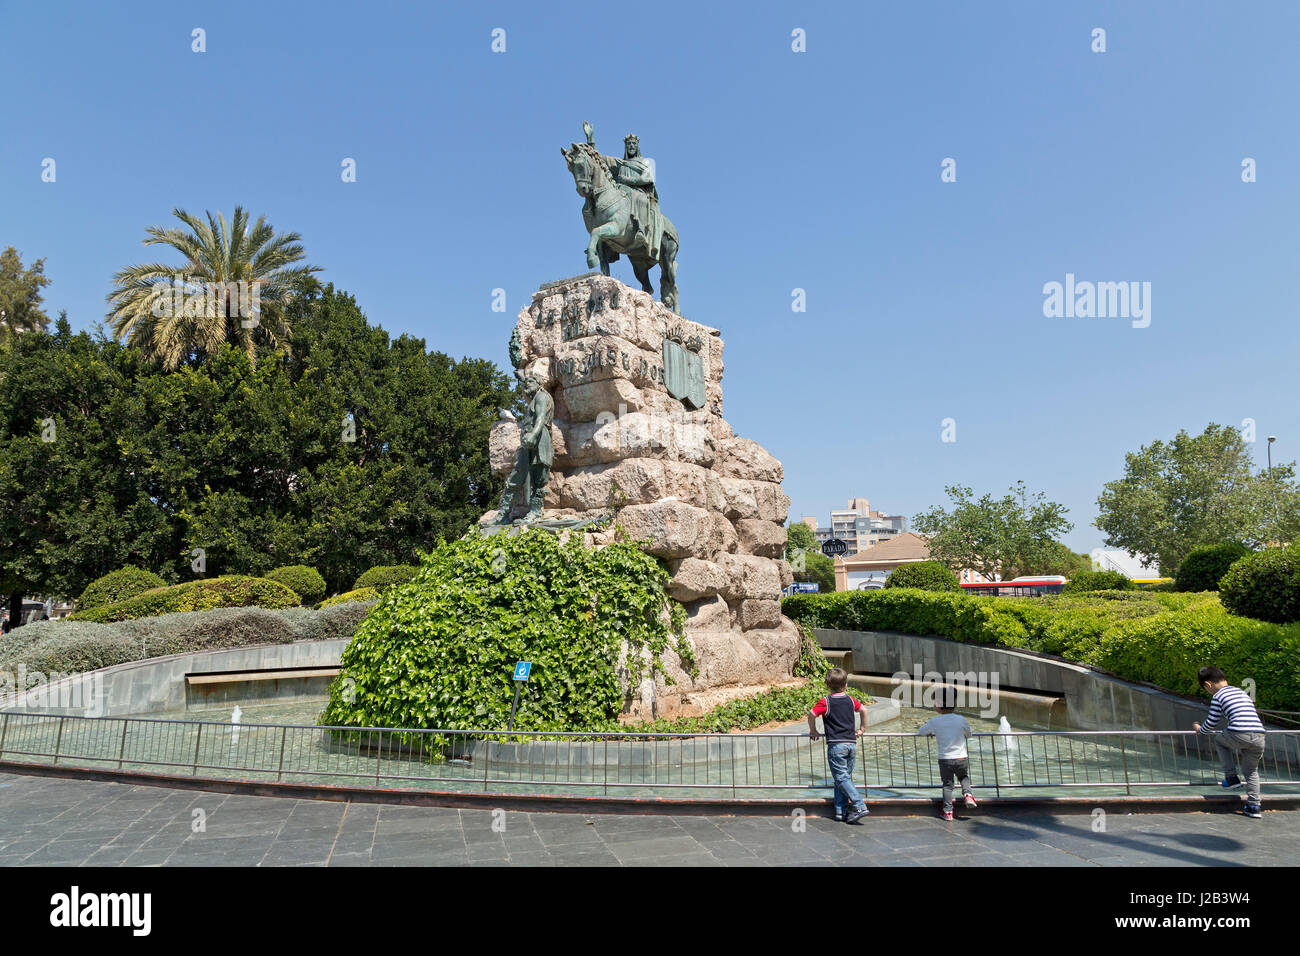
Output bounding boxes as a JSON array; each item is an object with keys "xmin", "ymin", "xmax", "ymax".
[{"xmin": 584, "ymin": 121, "xmax": 663, "ymax": 258}]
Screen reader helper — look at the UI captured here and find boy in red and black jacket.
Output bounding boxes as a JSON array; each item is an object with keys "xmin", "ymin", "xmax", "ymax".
[{"xmin": 808, "ymin": 668, "xmax": 869, "ymax": 823}]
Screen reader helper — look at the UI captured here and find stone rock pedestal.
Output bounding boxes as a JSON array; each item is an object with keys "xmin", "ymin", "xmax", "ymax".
[{"xmin": 482, "ymin": 275, "xmax": 801, "ymax": 718}]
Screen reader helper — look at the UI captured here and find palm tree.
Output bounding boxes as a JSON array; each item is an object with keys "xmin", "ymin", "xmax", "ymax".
[{"xmin": 107, "ymin": 207, "xmax": 319, "ymax": 370}]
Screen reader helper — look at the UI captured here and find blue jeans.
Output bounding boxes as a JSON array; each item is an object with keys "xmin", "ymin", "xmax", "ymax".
[{"xmin": 827, "ymin": 742, "xmax": 866, "ymax": 817}]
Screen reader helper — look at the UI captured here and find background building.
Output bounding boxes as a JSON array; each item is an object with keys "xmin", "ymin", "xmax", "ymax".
[
  {"xmin": 1090, "ymin": 548, "xmax": 1163, "ymax": 580},
  {"xmin": 810, "ymin": 498, "xmax": 907, "ymax": 556},
  {"xmin": 833, "ymin": 532, "xmax": 997, "ymax": 591}
]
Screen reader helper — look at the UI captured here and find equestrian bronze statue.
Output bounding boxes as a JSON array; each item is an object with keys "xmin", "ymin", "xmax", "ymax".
[{"xmin": 561, "ymin": 121, "xmax": 680, "ymax": 313}]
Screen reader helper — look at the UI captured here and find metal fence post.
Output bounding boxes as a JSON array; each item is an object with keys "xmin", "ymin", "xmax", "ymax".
[
  {"xmin": 117, "ymin": 719, "xmax": 128, "ymax": 769},
  {"xmin": 1119, "ymin": 735, "xmax": 1131, "ymax": 796},
  {"xmin": 0, "ymin": 713, "xmax": 9, "ymax": 761},
  {"xmin": 990, "ymin": 734, "xmax": 1001, "ymax": 798},
  {"xmin": 192, "ymin": 723, "xmax": 202, "ymax": 776},
  {"xmin": 52, "ymin": 716, "xmax": 65, "ymax": 766},
  {"xmin": 277, "ymin": 726, "xmax": 288, "ymax": 781}
]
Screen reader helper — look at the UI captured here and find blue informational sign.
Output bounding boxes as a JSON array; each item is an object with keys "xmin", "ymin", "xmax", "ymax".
[
  {"xmin": 513, "ymin": 661, "xmax": 532, "ymax": 681},
  {"xmin": 782, "ymin": 582, "xmax": 821, "ymax": 596}
]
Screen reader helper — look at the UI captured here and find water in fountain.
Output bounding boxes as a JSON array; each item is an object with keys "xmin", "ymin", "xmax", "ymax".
[
  {"xmin": 231, "ymin": 705, "xmax": 242, "ymax": 746},
  {"xmin": 999, "ymin": 714, "xmax": 1018, "ymax": 779}
]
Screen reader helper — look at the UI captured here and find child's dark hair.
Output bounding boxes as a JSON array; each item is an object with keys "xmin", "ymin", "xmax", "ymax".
[
  {"xmin": 825, "ymin": 668, "xmax": 848, "ymax": 692},
  {"xmin": 1198, "ymin": 666, "xmax": 1227, "ymax": 685}
]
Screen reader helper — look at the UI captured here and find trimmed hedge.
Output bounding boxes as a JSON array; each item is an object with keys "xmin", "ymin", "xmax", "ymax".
[
  {"xmin": 352, "ymin": 565, "xmax": 419, "ymax": 593},
  {"xmin": 884, "ymin": 561, "xmax": 960, "ymax": 591},
  {"xmin": 1063, "ymin": 569, "xmax": 1132, "ymax": 594},
  {"xmin": 76, "ymin": 565, "xmax": 167, "ymax": 612},
  {"xmin": 265, "ymin": 565, "xmax": 327, "ymax": 606},
  {"xmin": 1175, "ymin": 542, "xmax": 1250, "ymax": 592},
  {"xmin": 69, "ymin": 575, "xmax": 300, "ymax": 623},
  {"xmin": 320, "ymin": 587, "xmax": 380, "ymax": 608},
  {"xmin": 0, "ymin": 602, "xmax": 371, "ymax": 677},
  {"xmin": 784, "ymin": 587, "xmax": 1300, "ymax": 712},
  {"xmin": 1220, "ymin": 545, "xmax": 1300, "ymax": 624}
]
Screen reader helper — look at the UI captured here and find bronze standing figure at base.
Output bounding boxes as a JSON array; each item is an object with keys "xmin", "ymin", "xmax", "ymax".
[{"xmin": 497, "ymin": 373, "xmax": 554, "ymax": 523}]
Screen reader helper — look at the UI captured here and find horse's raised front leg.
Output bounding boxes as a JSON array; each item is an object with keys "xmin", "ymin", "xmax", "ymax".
[{"xmin": 586, "ymin": 221, "xmax": 621, "ymax": 270}]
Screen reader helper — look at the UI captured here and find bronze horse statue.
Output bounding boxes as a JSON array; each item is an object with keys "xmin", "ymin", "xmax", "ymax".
[{"xmin": 561, "ymin": 140, "xmax": 680, "ymax": 313}]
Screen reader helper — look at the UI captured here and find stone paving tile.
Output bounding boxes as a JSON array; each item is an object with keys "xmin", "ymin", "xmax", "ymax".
[
  {"xmin": 19, "ymin": 840, "xmax": 103, "ymax": 865},
  {"xmin": 606, "ymin": 835, "xmax": 707, "ymax": 861},
  {"xmin": 1, "ymin": 772, "xmax": 1297, "ymax": 867},
  {"xmin": 79, "ymin": 846, "xmax": 138, "ymax": 866}
]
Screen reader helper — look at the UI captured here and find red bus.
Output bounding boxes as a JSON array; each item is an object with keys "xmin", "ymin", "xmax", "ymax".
[{"xmin": 960, "ymin": 576, "xmax": 1067, "ymax": 597}]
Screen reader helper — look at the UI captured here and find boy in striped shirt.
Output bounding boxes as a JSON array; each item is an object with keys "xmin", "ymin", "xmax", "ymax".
[{"xmin": 1193, "ymin": 666, "xmax": 1266, "ymax": 819}]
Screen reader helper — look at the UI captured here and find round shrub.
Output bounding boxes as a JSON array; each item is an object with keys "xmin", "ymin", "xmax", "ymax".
[
  {"xmin": 1063, "ymin": 569, "xmax": 1133, "ymax": 594},
  {"xmin": 319, "ymin": 587, "xmax": 380, "ymax": 608},
  {"xmin": 1220, "ymin": 545, "xmax": 1300, "ymax": 624},
  {"xmin": 321, "ymin": 530, "xmax": 691, "ymax": 733},
  {"xmin": 70, "ymin": 575, "xmax": 300, "ymax": 623},
  {"xmin": 77, "ymin": 565, "xmax": 166, "ymax": 612},
  {"xmin": 883, "ymin": 561, "xmax": 960, "ymax": 591},
  {"xmin": 352, "ymin": 564, "xmax": 419, "ymax": 593},
  {"xmin": 1175, "ymin": 542, "xmax": 1250, "ymax": 592},
  {"xmin": 265, "ymin": 565, "xmax": 327, "ymax": 605}
]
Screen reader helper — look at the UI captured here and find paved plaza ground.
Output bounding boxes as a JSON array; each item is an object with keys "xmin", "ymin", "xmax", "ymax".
[{"xmin": 0, "ymin": 772, "xmax": 1292, "ymax": 867}]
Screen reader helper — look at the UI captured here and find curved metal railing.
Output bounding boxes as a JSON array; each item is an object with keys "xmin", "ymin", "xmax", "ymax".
[{"xmin": 0, "ymin": 710, "xmax": 1297, "ymax": 800}]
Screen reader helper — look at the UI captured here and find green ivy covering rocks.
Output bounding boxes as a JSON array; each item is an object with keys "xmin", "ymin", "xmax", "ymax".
[{"xmin": 321, "ymin": 529, "xmax": 693, "ymax": 734}]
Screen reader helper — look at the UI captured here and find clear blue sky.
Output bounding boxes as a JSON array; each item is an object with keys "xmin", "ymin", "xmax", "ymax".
[{"xmin": 4, "ymin": 0, "xmax": 1298, "ymax": 553}]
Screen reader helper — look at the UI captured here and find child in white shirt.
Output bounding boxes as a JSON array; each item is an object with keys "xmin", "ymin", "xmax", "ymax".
[{"xmin": 916, "ymin": 692, "xmax": 977, "ymax": 820}]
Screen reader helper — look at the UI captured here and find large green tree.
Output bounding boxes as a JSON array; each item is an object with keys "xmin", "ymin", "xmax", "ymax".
[
  {"xmin": 1095, "ymin": 423, "xmax": 1300, "ymax": 574},
  {"xmin": 0, "ymin": 317, "xmax": 179, "ymax": 628},
  {"xmin": 0, "ymin": 247, "xmax": 51, "ymax": 348},
  {"xmin": 1021, "ymin": 540, "xmax": 1092, "ymax": 577},
  {"xmin": 0, "ymin": 285, "xmax": 516, "ymax": 623},
  {"xmin": 912, "ymin": 482, "xmax": 1073, "ymax": 581},
  {"xmin": 785, "ymin": 521, "xmax": 835, "ymax": 592},
  {"xmin": 106, "ymin": 206, "xmax": 320, "ymax": 370}
]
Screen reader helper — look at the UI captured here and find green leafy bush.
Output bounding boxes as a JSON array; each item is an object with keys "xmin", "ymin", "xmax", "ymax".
[
  {"xmin": 320, "ymin": 587, "xmax": 380, "ymax": 608},
  {"xmin": 69, "ymin": 575, "xmax": 300, "ymax": 623},
  {"xmin": 321, "ymin": 529, "xmax": 691, "ymax": 733},
  {"xmin": 264, "ymin": 565, "xmax": 327, "ymax": 605},
  {"xmin": 883, "ymin": 561, "xmax": 960, "ymax": 591},
  {"xmin": 76, "ymin": 565, "xmax": 167, "ymax": 612},
  {"xmin": 783, "ymin": 588, "xmax": 1030, "ymax": 646},
  {"xmin": 783, "ymin": 588, "xmax": 1300, "ymax": 711},
  {"xmin": 352, "ymin": 565, "xmax": 419, "ymax": 593},
  {"xmin": 0, "ymin": 603, "xmax": 370, "ymax": 676},
  {"xmin": 1220, "ymin": 545, "xmax": 1300, "ymax": 624},
  {"xmin": 1175, "ymin": 542, "xmax": 1250, "ymax": 592},
  {"xmin": 1063, "ymin": 569, "xmax": 1133, "ymax": 593}
]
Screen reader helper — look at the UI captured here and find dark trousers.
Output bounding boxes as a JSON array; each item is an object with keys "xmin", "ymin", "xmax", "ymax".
[{"xmin": 938, "ymin": 757, "xmax": 973, "ymax": 811}]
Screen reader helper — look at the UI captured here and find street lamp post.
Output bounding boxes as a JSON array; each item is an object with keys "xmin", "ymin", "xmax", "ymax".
[{"xmin": 1267, "ymin": 436, "xmax": 1280, "ymax": 544}]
